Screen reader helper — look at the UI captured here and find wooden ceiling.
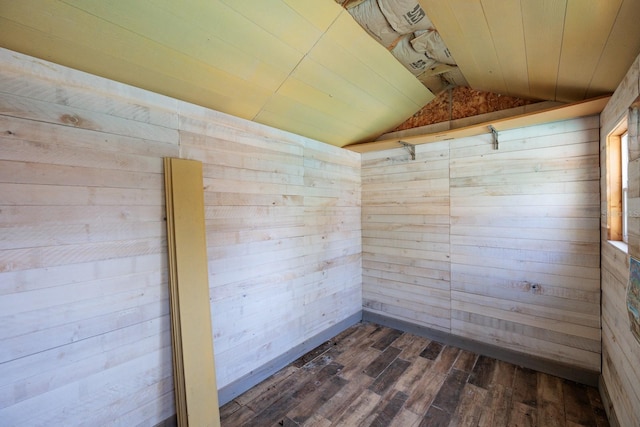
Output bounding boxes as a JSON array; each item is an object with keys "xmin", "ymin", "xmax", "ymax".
[
  {"xmin": 0, "ymin": 0, "xmax": 433, "ymax": 147},
  {"xmin": 420, "ymin": 0, "xmax": 640, "ymax": 103},
  {"xmin": 1, "ymin": 0, "xmax": 639, "ymax": 148}
]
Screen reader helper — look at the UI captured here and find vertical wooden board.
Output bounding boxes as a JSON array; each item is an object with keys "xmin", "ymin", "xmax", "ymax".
[
  {"xmin": 306, "ymin": 27, "xmax": 427, "ymax": 111},
  {"xmin": 556, "ymin": 0, "xmax": 623, "ymax": 102},
  {"xmin": 165, "ymin": 158, "xmax": 220, "ymax": 427},
  {"xmin": 447, "ymin": 0, "xmax": 507, "ymax": 95},
  {"xmin": 254, "ymin": 93, "xmax": 369, "ymax": 147},
  {"xmin": 480, "ymin": 0, "xmax": 530, "ymax": 98},
  {"xmin": 59, "ymin": 0, "xmax": 295, "ymax": 88},
  {"xmin": 138, "ymin": 0, "xmax": 305, "ymax": 74},
  {"xmin": 217, "ymin": 0, "xmax": 326, "ymax": 54},
  {"xmin": 325, "ymin": 12, "xmax": 434, "ymax": 107},
  {"xmin": 521, "ymin": 0, "xmax": 567, "ymax": 101},
  {"xmin": 586, "ymin": 0, "xmax": 640, "ymax": 98},
  {"xmin": 281, "ymin": 0, "xmax": 343, "ymax": 32},
  {"xmin": 419, "ymin": 0, "xmax": 482, "ymax": 86}
]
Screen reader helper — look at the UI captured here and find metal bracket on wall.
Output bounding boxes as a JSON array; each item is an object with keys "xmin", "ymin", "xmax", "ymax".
[
  {"xmin": 489, "ymin": 125, "xmax": 499, "ymax": 150},
  {"xmin": 398, "ymin": 140, "xmax": 416, "ymax": 160}
]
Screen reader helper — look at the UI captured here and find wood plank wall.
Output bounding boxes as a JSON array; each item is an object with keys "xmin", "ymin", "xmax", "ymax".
[
  {"xmin": 0, "ymin": 49, "xmax": 361, "ymax": 425},
  {"xmin": 599, "ymin": 52, "xmax": 640, "ymax": 427},
  {"xmin": 362, "ymin": 142, "xmax": 451, "ymax": 331},
  {"xmin": 362, "ymin": 115, "xmax": 601, "ymax": 372}
]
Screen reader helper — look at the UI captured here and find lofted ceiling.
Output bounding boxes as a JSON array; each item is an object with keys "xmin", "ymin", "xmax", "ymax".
[
  {"xmin": 1, "ymin": 0, "xmax": 639, "ymax": 148},
  {"xmin": 420, "ymin": 0, "xmax": 640, "ymax": 103}
]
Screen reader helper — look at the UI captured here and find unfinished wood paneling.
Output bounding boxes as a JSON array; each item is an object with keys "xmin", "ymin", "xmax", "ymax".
[
  {"xmin": 361, "ymin": 115, "xmax": 601, "ymax": 374},
  {"xmin": 0, "ymin": 48, "xmax": 361, "ymax": 425},
  {"xmin": 0, "ymin": 50, "xmax": 179, "ymax": 426},
  {"xmin": 450, "ymin": 116, "xmax": 601, "ymax": 371},
  {"xmin": 599, "ymin": 51, "xmax": 640, "ymax": 427},
  {"xmin": 361, "ymin": 142, "xmax": 450, "ymax": 332},
  {"xmin": 180, "ymin": 110, "xmax": 362, "ymax": 388}
]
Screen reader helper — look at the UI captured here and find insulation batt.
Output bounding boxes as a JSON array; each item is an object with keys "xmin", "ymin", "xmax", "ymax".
[
  {"xmin": 349, "ymin": 0, "xmax": 400, "ymax": 48},
  {"xmin": 392, "ymin": 34, "xmax": 437, "ymax": 76},
  {"xmin": 412, "ymin": 30, "xmax": 457, "ymax": 65},
  {"xmin": 441, "ymin": 66, "xmax": 469, "ymax": 87},
  {"xmin": 377, "ymin": 0, "xmax": 434, "ymax": 33}
]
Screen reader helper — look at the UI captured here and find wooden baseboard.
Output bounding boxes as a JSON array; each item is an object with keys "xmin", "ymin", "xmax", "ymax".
[
  {"xmin": 217, "ymin": 311, "xmax": 363, "ymax": 406},
  {"xmin": 598, "ymin": 376, "xmax": 621, "ymax": 427},
  {"xmin": 362, "ymin": 311, "xmax": 600, "ymax": 387}
]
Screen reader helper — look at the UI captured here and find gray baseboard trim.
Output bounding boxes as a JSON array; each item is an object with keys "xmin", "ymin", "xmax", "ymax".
[
  {"xmin": 217, "ymin": 310, "xmax": 363, "ymax": 406},
  {"xmin": 599, "ymin": 376, "xmax": 621, "ymax": 427},
  {"xmin": 362, "ymin": 311, "xmax": 600, "ymax": 387},
  {"xmin": 152, "ymin": 414, "xmax": 176, "ymax": 427}
]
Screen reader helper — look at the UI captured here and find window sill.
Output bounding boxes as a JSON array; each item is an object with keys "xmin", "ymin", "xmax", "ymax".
[{"xmin": 608, "ymin": 240, "xmax": 629, "ymax": 254}]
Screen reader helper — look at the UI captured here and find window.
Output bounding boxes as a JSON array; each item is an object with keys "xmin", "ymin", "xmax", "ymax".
[{"xmin": 606, "ymin": 117, "xmax": 628, "ymax": 245}]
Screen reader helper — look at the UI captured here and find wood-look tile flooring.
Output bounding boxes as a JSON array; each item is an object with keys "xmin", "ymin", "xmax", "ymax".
[{"xmin": 220, "ymin": 322, "xmax": 609, "ymax": 427}]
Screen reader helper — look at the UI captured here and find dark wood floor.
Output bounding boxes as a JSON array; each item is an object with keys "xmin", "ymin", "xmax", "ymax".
[{"xmin": 220, "ymin": 322, "xmax": 610, "ymax": 427}]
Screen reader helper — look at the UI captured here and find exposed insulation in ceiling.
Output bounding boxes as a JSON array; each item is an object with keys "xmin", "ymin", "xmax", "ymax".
[
  {"xmin": 341, "ymin": 0, "xmax": 466, "ymax": 95},
  {"xmin": 392, "ymin": 86, "xmax": 539, "ymax": 131}
]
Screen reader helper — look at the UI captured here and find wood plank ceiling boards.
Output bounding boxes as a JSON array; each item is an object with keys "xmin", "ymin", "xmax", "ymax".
[{"xmin": 419, "ymin": 0, "xmax": 640, "ymax": 103}]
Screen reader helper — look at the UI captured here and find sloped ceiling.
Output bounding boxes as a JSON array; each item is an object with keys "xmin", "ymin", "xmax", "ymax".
[
  {"xmin": 1, "ymin": 0, "xmax": 640, "ymax": 148},
  {"xmin": 0, "ymin": 0, "xmax": 433, "ymax": 147},
  {"xmin": 420, "ymin": 0, "xmax": 640, "ymax": 103}
]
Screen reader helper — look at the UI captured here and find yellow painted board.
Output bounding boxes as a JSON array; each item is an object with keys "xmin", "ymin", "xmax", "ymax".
[
  {"xmin": 419, "ymin": 0, "xmax": 483, "ymax": 88},
  {"xmin": 164, "ymin": 158, "xmax": 220, "ymax": 427},
  {"xmin": 276, "ymin": 75, "xmax": 378, "ymax": 130},
  {"xmin": 521, "ymin": 0, "xmax": 567, "ymax": 101},
  {"xmin": 326, "ymin": 11, "xmax": 434, "ymax": 107},
  {"xmin": 308, "ymin": 28, "xmax": 427, "ymax": 112},
  {"xmin": 585, "ymin": 0, "xmax": 640, "ymax": 98},
  {"xmin": 480, "ymin": 0, "xmax": 530, "ymax": 99},
  {"xmin": 0, "ymin": 5, "xmax": 272, "ymax": 119},
  {"xmin": 255, "ymin": 93, "xmax": 374, "ymax": 147},
  {"xmin": 147, "ymin": 0, "xmax": 305, "ymax": 74},
  {"xmin": 289, "ymin": 58, "xmax": 393, "ymax": 123},
  {"xmin": 556, "ymin": 0, "xmax": 623, "ymax": 102},
  {"xmin": 447, "ymin": 0, "xmax": 507, "ymax": 95},
  {"xmin": 219, "ymin": 0, "xmax": 328, "ymax": 53},
  {"xmin": 61, "ymin": 0, "xmax": 295, "ymax": 89},
  {"xmin": 346, "ymin": 95, "xmax": 610, "ymax": 152},
  {"xmin": 281, "ymin": 0, "xmax": 344, "ymax": 32}
]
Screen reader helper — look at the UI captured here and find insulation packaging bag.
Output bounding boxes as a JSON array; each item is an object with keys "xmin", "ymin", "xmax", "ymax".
[
  {"xmin": 442, "ymin": 66, "xmax": 469, "ymax": 87},
  {"xmin": 391, "ymin": 34, "xmax": 437, "ymax": 76},
  {"xmin": 411, "ymin": 30, "xmax": 456, "ymax": 65},
  {"xmin": 377, "ymin": 0, "xmax": 434, "ymax": 34},
  {"xmin": 417, "ymin": 72, "xmax": 449, "ymax": 95},
  {"xmin": 348, "ymin": 0, "xmax": 400, "ymax": 48}
]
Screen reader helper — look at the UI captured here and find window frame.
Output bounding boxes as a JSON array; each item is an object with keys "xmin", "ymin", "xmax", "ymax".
[{"xmin": 607, "ymin": 116, "xmax": 629, "ymax": 245}]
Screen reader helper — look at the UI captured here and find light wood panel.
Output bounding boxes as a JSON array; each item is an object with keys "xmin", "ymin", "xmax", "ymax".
[
  {"xmin": 0, "ymin": 49, "xmax": 362, "ymax": 425},
  {"xmin": 450, "ymin": 116, "xmax": 601, "ymax": 372},
  {"xmin": 0, "ymin": 50, "xmax": 179, "ymax": 426},
  {"xmin": 360, "ymin": 114, "xmax": 602, "ymax": 375},
  {"xmin": 361, "ymin": 142, "xmax": 450, "ymax": 332},
  {"xmin": 420, "ymin": 0, "xmax": 640, "ymax": 103},
  {"xmin": 180, "ymin": 118, "xmax": 362, "ymax": 387}
]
